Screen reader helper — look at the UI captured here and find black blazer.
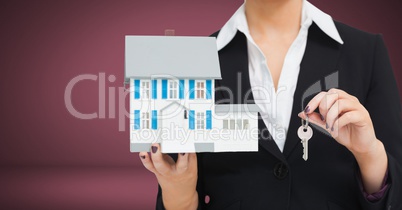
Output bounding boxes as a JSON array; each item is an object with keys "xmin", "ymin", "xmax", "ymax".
[{"xmin": 156, "ymin": 22, "xmax": 402, "ymax": 210}]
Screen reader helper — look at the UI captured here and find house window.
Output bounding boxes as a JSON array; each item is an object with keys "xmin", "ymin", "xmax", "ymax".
[
  {"xmin": 196, "ymin": 81, "xmax": 205, "ymax": 99},
  {"xmin": 196, "ymin": 112, "xmax": 205, "ymax": 129},
  {"xmin": 243, "ymin": 119, "xmax": 249, "ymax": 129},
  {"xmin": 223, "ymin": 119, "xmax": 228, "ymax": 129},
  {"xmin": 230, "ymin": 119, "xmax": 235, "ymax": 129},
  {"xmin": 236, "ymin": 119, "xmax": 242, "ymax": 129},
  {"xmin": 169, "ymin": 80, "xmax": 178, "ymax": 99},
  {"xmin": 223, "ymin": 119, "xmax": 249, "ymax": 130},
  {"xmin": 141, "ymin": 81, "xmax": 150, "ymax": 99},
  {"xmin": 141, "ymin": 112, "xmax": 150, "ymax": 129}
]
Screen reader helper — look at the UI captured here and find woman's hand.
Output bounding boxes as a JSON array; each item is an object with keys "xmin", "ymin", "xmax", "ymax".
[
  {"xmin": 139, "ymin": 143, "xmax": 198, "ymax": 210},
  {"xmin": 299, "ymin": 88, "xmax": 388, "ymax": 194},
  {"xmin": 299, "ymin": 88, "xmax": 378, "ymax": 154}
]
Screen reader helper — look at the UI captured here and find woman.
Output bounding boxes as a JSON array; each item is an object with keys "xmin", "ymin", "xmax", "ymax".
[{"xmin": 139, "ymin": 0, "xmax": 402, "ymax": 209}]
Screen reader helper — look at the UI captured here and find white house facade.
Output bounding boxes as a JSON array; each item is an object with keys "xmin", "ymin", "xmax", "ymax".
[{"xmin": 125, "ymin": 36, "xmax": 259, "ymax": 153}]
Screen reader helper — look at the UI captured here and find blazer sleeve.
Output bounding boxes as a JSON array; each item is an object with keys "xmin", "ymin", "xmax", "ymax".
[
  {"xmin": 357, "ymin": 34, "xmax": 402, "ymax": 210},
  {"xmin": 155, "ymin": 184, "xmax": 165, "ymax": 210}
]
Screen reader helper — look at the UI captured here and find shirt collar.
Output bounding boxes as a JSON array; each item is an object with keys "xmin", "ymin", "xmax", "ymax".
[{"xmin": 216, "ymin": 0, "xmax": 344, "ymax": 51}]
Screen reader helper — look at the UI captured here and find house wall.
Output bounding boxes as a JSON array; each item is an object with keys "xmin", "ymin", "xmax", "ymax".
[
  {"xmin": 130, "ymin": 78, "xmax": 215, "ymax": 147},
  {"xmin": 129, "ymin": 78, "xmax": 260, "ymax": 152},
  {"xmin": 160, "ymin": 111, "xmax": 259, "ymax": 153},
  {"xmin": 210, "ymin": 111, "xmax": 259, "ymax": 152}
]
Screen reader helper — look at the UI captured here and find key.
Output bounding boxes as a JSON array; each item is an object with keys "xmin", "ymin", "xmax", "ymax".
[{"xmin": 298, "ymin": 125, "xmax": 313, "ymax": 161}]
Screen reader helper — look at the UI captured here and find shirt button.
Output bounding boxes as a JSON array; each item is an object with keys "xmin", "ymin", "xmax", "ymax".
[{"xmin": 205, "ymin": 195, "xmax": 210, "ymax": 204}]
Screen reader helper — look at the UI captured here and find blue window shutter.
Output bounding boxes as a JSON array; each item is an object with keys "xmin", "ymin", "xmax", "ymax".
[
  {"xmin": 179, "ymin": 80, "xmax": 185, "ymax": 99},
  {"xmin": 152, "ymin": 80, "xmax": 157, "ymax": 99},
  {"xmin": 206, "ymin": 110, "xmax": 212, "ymax": 129},
  {"xmin": 134, "ymin": 110, "xmax": 140, "ymax": 129},
  {"xmin": 134, "ymin": 80, "xmax": 140, "ymax": 99},
  {"xmin": 189, "ymin": 80, "xmax": 195, "ymax": 99},
  {"xmin": 206, "ymin": 80, "xmax": 212, "ymax": 99},
  {"xmin": 152, "ymin": 110, "xmax": 157, "ymax": 129},
  {"xmin": 162, "ymin": 79, "xmax": 168, "ymax": 99},
  {"xmin": 189, "ymin": 110, "xmax": 195, "ymax": 130}
]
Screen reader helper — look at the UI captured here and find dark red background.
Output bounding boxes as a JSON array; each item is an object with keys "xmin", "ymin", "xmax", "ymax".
[{"xmin": 0, "ymin": 0, "xmax": 401, "ymax": 209}]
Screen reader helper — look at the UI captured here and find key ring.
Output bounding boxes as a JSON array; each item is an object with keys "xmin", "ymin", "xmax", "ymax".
[{"xmin": 301, "ymin": 114, "xmax": 309, "ymax": 130}]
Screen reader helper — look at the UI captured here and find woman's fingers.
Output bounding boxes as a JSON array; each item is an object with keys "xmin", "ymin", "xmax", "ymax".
[
  {"xmin": 299, "ymin": 94, "xmax": 361, "ymax": 136},
  {"xmin": 326, "ymin": 88, "xmax": 356, "ymax": 101},
  {"xmin": 176, "ymin": 153, "xmax": 189, "ymax": 173},
  {"xmin": 331, "ymin": 110, "xmax": 364, "ymax": 139},
  {"xmin": 304, "ymin": 91, "xmax": 326, "ymax": 114},
  {"xmin": 176, "ymin": 153, "xmax": 198, "ymax": 173},
  {"xmin": 318, "ymin": 92, "xmax": 338, "ymax": 121},
  {"xmin": 305, "ymin": 88, "xmax": 357, "ymax": 115},
  {"xmin": 188, "ymin": 153, "xmax": 198, "ymax": 171},
  {"xmin": 176, "ymin": 153, "xmax": 188, "ymax": 173},
  {"xmin": 150, "ymin": 143, "xmax": 174, "ymax": 176},
  {"xmin": 140, "ymin": 143, "xmax": 198, "ymax": 177},
  {"xmin": 326, "ymin": 99, "xmax": 355, "ymax": 131},
  {"xmin": 139, "ymin": 152, "xmax": 159, "ymax": 175},
  {"xmin": 298, "ymin": 111, "xmax": 326, "ymax": 130}
]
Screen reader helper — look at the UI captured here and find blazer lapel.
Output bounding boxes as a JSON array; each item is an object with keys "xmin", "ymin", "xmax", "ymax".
[
  {"xmin": 283, "ymin": 23, "xmax": 343, "ymax": 158},
  {"xmin": 215, "ymin": 23, "xmax": 342, "ymax": 161},
  {"xmin": 217, "ymin": 31, "xmax": 286, "ymax": 162}
]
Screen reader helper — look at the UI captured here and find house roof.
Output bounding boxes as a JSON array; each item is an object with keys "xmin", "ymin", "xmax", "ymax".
[
  {"xmin": 160, "ymin": 101, "xmax": 189, "ymax": 112},
  {"xmin": 125, "ymin": 36, "xmax": 222, "ymax": 81}
]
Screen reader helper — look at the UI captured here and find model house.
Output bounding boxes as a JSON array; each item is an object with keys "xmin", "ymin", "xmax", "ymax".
[{"xmin": 125, "ymin": 36, "xmax": 259, "ymax": 153}]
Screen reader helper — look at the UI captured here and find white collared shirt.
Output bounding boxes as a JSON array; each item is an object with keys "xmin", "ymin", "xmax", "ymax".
[{"xmin": 216, "ymin": 1, "xmax": 343, "ymax": 152}]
